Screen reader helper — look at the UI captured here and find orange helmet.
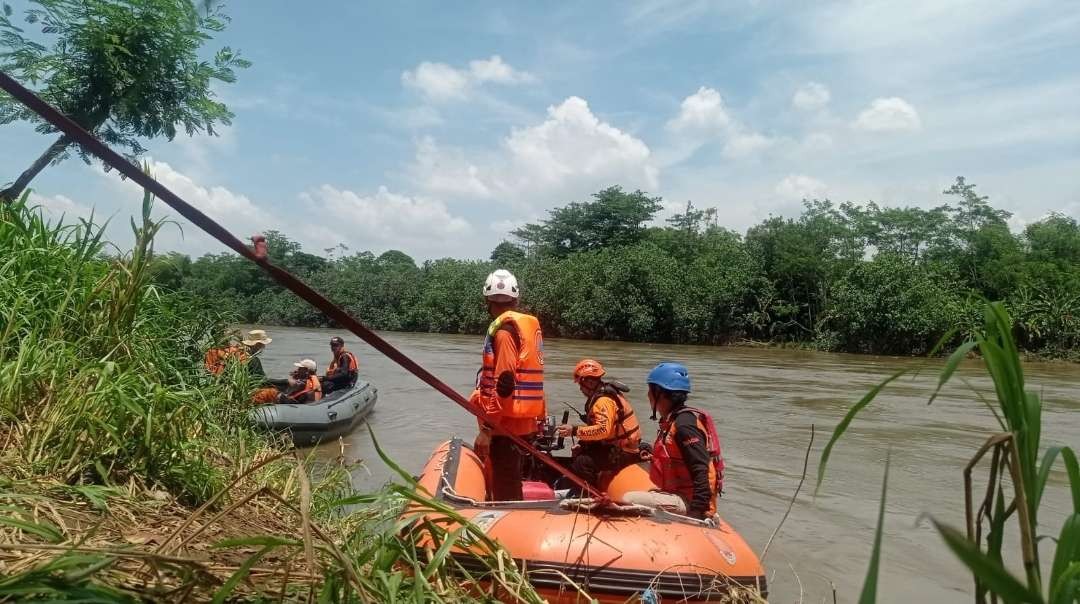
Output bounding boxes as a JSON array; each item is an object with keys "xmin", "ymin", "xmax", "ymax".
[{"xmin": 573, "ymin": 359, "xmax": 605, "ymax": 383}]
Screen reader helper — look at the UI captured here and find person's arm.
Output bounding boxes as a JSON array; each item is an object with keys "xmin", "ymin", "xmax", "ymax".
[
  {"xmin": 477, "ymin": 329, "xmax": 518, "ymax": 421},
  {"xmin": 574, "ymin": 397, "xmax": 617, "ymax": 441},
  {"xmin": 247, "ymin": 355, "xmax": 265, "ymax": 378},
  {"xmin": 674, "ymin": 413, "xmax": 713, "ymax": 519}
]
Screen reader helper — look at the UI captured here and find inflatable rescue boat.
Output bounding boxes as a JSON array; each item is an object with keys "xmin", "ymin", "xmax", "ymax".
[
  {"xmin": 408, "ymin": 438, "xmax": 767, "ymax": 603},
  {"xmin": 247, "ymin": 381, "xmax": 377, "ymax": 447}
]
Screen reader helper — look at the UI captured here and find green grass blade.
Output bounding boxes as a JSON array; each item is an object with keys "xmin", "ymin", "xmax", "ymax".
[
  {"xmin": 211, "ymin": 544, "xmax": 275, "ymax": 604},
  {"xmin": 424, "ymin": 526, "xmax": 467, "ymax": 579},
  {"xmin": 816, "ymin": 369, "xmax": 906, "ymax": 495},
  {"xmin": 857, "ymin": 455, "xmax": 889, "ymax": 604},
  {"xmin": 368, "ymin": 423, "xmax": 420, "ymax": 487},
  {"xmin": 1049, "ymin": 514, "xmax": 1080, "ymax": 604},
  {"xmin": 212, "ymin": 535, "xmax": 301, "ymax": 549},
  {"xmin": 1049, "ymin": 563, "xmax": 1079, "ymax": 604},
  {"xmin": 930, "ymin": 517, "xmax": 1044, "ymax": 603},
  {"xmin": 928, "ymin": 340, "xmax": 977, "ymax": 405},
  {"xmin": 0, "ymin": 515, "xmax": 64, "ymax": 543},
  {"xmin": 1037, "ymin": 446, "xmax": 1080, "ymax": 515}
]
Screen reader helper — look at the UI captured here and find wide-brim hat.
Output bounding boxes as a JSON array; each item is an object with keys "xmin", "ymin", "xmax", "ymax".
[{"xmin": 242, "ymin": 329, "xmax": 273, "ymax": 346}]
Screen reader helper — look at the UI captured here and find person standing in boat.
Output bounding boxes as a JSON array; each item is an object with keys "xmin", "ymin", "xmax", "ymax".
[
  {"xmin": 470, "ymin": 269, "xmax": 546, "ymax": 501},
  {"xmin": 322, "ymin": 336, "xmax": 359, "ymax": 394},
  {"xmin": 279, "ymin": 359, "xmax": 323, "ymax": 404},
  {"xmin": 623, "ymin": 362, "xmax": 724, "ymax": 521},
  {"xmin": 556, "ymin": 359, "xmax": 641, "ymax": 492}
]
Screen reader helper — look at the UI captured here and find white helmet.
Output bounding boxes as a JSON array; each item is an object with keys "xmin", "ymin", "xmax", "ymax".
[{"xmin": 483, "ymin": 269, "xmax": 519, "ymax": 302}]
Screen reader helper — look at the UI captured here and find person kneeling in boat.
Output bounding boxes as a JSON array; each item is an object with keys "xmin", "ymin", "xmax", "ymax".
[
  {"xmin": 322, "ymin": 336, "xmax": 358, "ymax": 394},
  {"xmin": 470, "ymin": 269, "xmax": 546, "ymax": 501},
  {"xmin": 623, "ymin": 362, "xmax": 725, "ymax": 522},
  {"xmin": 279, "ymin": 359, "xmax": 323, "ymax": 404},
  {"xmin": 556, "ymin": 359, "xmax": 641, "ymax": 493}
]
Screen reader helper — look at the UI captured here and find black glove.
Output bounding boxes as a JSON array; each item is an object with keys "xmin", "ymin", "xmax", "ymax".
[
  {"xmin": 496, "ymin": 370, "xmax": 515, "ymax": 398},
  {"xmin": 637, "ymin": 442, "xmax": 653, "ymax": 455}
]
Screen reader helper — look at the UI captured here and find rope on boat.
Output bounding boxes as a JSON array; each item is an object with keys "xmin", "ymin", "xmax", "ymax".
[{"xmin": 0, "ymin": 69, "xmax": 603, "ymax": 500}]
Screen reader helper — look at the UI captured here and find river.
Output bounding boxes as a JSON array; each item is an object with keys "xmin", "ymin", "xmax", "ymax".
[{"xmin": 253, "ymin": 325, "xmax": 1079, "ymax": 603}]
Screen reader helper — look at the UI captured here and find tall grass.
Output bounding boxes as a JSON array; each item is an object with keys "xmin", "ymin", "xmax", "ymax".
[
  {"xmin": 817, "ymin": 302, "xmax": 1080, "ymax": 603},
  {"xmin": 0, "ymin": 192, "xmax": 555, "ymax": 601}
]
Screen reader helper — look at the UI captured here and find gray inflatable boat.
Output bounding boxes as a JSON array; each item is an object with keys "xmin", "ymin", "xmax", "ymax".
[{"xmin": 247, "ymin": 381, "xmax": 378, "ymax": 447}]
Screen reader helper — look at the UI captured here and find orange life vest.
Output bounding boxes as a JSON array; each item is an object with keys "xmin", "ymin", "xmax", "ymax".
[
  {"xmin": 204, "ymin": 345, "xmax": 247, "ymax": 375},
  {"xmin": 649, "ymin": 406, "xmax": 724, "ymax": 516},
  {"xmin": 328, "ymin": 350, "xmax": 358, "ymax": 374},
  {"xmin": 582, "ymin": 384, "xmax": 641, "ymax": 454},
  {"xmin": 476, "ymin": 310, "xmax": 546, "ymax": 434},
  {"xmin": 287, "ymin": 374, "xmax": 323, "ymax": 402}
]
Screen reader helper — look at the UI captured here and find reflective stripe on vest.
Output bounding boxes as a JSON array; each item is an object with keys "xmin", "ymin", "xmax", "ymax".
[
  {"xmin": 476, "ymin": 310, "xmax": 546, "ymax": 419},
  {"xmin": 584, "ymin": 385, "xmax": 641, "ymax": 453},
  {"xmin": 648, "ymin": 407, "xmax": 724, "ymax": 514}
]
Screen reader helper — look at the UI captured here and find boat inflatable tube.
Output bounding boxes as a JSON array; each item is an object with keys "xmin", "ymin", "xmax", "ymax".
[
  {"xmin": 406, "ymin": 438, "xmax": 767, "ymax": 603},
  {"xmin": 247, "ymin": 381, "xmax": 377, "ymax": 447}
]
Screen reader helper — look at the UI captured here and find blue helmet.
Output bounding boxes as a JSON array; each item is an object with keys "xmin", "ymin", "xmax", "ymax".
[{"xmin": 646, "ymin": 362, "xmax": 691, "ymax": 393}]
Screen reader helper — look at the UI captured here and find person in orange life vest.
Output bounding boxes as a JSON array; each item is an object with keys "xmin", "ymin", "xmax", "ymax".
[
  {"xmin": 622, "ymin": 362, "xmax": 724, "ymax": 521},
  {"xmin": 555, "ymin": 359, "xmax": 641, "ymax": 491},
  {"xmin": 322, "ymin": 336, "xmax": 358, "ymax": 394},
  {"xmin": 470, "ymin": 268, "xmax": 546, "ymax": 501},
  {"xmin": 205, "ymin": 329, "xmax": 271, "ymax": 377},
  {"xmin": 280, "ymin": 359, "xmax": 323, "ymax": 404}
]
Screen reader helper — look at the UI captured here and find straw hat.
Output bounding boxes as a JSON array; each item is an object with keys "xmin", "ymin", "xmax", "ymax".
[
  {"xmin": 242, "ymin": 329, "xmax": 273, "ymax": 346},
  {"xmin": 294, "ymin": 359, "xmax": 317, "ymax": 372}
]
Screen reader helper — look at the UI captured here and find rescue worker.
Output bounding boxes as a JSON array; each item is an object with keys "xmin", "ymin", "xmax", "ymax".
[
  {"xmin": 204, "ymin": 329, "xmax": 271, "ymax": 378},
  {"xmin": 622, "ymin": 362, "xmax": 724, "ymax": 521},
  {"xmin": 471, "ymin": 268, "xmax": 546, "ymax": 501},
  {"xmin": 322, "ymin": 336, "xmax": 359, "ymax": 394},
  {"xmin": 555, "ymin": 359, "xmax": 641, "ymax": 491},
  {"xmin": 279, "ymin": 359, "xmax": 322, "ymax": 404}
]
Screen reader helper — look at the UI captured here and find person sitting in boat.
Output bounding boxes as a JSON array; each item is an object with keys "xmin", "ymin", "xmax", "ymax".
[
  {"xmin": 470, "ymin": 269, "xmax": 546, "ymax": 501},
  {"xmin": 205, "ymin": 329, "xmax": 272, "ymax": 378},
  {"xmin": 623, "ymin": 362, "xmax": 725, "ymax": 521},
  {"xmin": 322, "ymin": 336, "xmax": 358, "ymax": 394},
  {"xmin": 279, "ymin": 359, "xmax": 323, "ymax": 404},
  {"xmin": 555, "ymin": 359, "xmax": 641, "ymax": 492}
]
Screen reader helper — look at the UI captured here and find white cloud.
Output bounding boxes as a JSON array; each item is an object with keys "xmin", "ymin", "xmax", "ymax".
[
  {"xmin": 401, "ymin": 55, "xmax": 535, "ymax": 102},
  {"xmin": 793, "ymin": 82, "xmax": 831, "ymax": 111},
  {"xmin": 666, "ymin": 86, "xmax": 772, "ymax": 160},
  {"xmin": 802, "ymin": 132, "xmax": 835, "ymax": 151},
  {"xmin": 468, "ymin": 55, "xmax": 535, "ymax": 84},
  {"xmin": 853, "ymin": 97, "xmax": 922, "ymax": 132},
  {"xmin": 28, "ymin": 192, "xmax": 93, "ymax": 221},
  {"xmin": 667, "ymin": 86, "xmax": 731, "ymax": 132},
  {"xmin": 300, "ymin": 185, "xmax": 472, "ymax": 256},
  {"xmin": 723, "ymin": 132, "xmax": 773, "ymax": 159},
  {"xmin": 401, "ymin": 62, "xmax": 471, "ymax": 102},
  {"xmin": 414, "ymin": 136, "xmax": 491, "ymax": 198},
  {"xmin": 775, "ymin": 174, "xmax": 829, "ymax": 201},
  {"xmin": 414, "ymin": 96, "xmax": 659, "ymax": 208}
]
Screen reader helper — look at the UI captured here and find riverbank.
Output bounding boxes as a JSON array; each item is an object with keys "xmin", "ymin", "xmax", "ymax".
[{"xmin": 0, "ymin": 197, "xmax": 542, "ymax": 601}]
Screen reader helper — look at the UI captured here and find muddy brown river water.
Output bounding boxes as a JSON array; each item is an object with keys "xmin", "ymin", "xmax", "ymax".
[{"xmin": 253, "ymin": 325, "xmax": 1079, "ymax": 603}]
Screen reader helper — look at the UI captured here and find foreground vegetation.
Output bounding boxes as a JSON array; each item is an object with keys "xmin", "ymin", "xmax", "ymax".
[
  {"xmin": 820, "ymin": 303, "xmax": 1080, "ymax": 603},
  {"xmin": 0, "ymin": 194, "xmax": 549, "ymax": 601},
  {"xmin": 158, "ymin": 179, "xmax": 1080, "ymax": 359}
]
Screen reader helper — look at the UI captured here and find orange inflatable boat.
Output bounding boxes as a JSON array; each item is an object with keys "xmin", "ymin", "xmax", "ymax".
[{"xmin": 407, "ymin": 438, "xmax": 767, "ymax": 603}]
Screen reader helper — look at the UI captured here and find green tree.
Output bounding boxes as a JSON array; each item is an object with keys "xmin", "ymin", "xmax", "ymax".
[
  {"xmin": 0, "ymin": 0, "xmax": 249, "ymax": 201},
  {"xmin": 513, "ymin": 186, "xmax": 663, "ymax": 257},
  {"xmin": 489, "ymin": 241, "xmax": 525, "ymax": 265}
]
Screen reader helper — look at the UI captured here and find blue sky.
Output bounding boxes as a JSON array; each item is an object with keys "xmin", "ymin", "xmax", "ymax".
[{"xmin": 3, "ymin": 0, "xmax": 1079, "ymax": 260}]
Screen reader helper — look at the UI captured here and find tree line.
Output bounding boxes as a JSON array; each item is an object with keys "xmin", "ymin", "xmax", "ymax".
[{"xmin": 149, "ymin": 179, "xmax": 1080, "ymax": 358}]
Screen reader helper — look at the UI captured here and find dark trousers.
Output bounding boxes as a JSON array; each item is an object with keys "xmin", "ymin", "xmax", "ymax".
[
  {"xmin": 570, "ymin": 444, "xmax": 639, "ymax": 494},
  {"xmin": 489, "ymin": 435, "xmax": 524, "ymax": 501}
]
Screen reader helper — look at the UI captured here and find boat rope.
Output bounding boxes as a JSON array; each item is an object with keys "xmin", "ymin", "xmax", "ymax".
[{"xmin": 0, "ymin": 70, "xmax": 603, "ymax": 500}]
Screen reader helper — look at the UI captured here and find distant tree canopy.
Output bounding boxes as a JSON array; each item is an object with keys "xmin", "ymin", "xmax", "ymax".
[
  {"xmin": 0, "ymin": 0, "xmax": 249, "ymax": 201},
  {"xmin": 148, "ymin": 177, "xmax": 1080, "ymax": 358}
]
